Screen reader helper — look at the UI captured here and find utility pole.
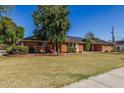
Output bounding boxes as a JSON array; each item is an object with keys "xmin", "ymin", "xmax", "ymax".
[{"xmin": 111, "ymin": 26, "xmax": 116, "ymax": 45}]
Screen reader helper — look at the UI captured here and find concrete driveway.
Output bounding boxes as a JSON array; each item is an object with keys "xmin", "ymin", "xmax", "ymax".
[{"xmin": 64, "ymin": 67, "xmax": 124, "ymax": 88}]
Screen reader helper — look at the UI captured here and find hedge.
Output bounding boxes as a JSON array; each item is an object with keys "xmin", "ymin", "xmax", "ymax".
[{"xmin": 9, "ymin": 46, "xmax": 29, "ymax": 55}]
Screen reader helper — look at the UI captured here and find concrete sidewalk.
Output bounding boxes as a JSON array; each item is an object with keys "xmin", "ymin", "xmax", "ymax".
[{"xmin": 64, "ymin": 67, "xmax": 124, "ymax": 88}]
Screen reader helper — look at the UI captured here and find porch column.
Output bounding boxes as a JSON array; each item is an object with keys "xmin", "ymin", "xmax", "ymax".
[
  {"xmin": 91, "ymin": 44, "xmax": 94, "ymax": 51},
  {"xmin": 76, "ymin": 43, "xmax": 79, "ymax": 53}
]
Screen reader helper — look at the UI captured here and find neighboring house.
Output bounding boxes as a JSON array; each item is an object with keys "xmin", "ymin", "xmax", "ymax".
[
  {"xmin": 83, "ymin": 38, "xmax": 113, "ymax": 52},
  {"xmin": 116, "ymin": 40, "xmax": 124, "ymax": 52},
  {"xmin": 17, "ymin": 36, "xmax": 84, "ymax": 53}
]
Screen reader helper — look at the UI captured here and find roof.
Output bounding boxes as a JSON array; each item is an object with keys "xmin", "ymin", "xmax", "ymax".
[
  {"xmin": 22, "ymin": 36, "xmax": 112, "ymax": 45},
  {"xmin": 22, "ymin": 36, "xmax": 83, "ymax": 43},
  {"xmin": 23, "ymin": 36, "xmax": 38, "ymax": 40},
  {"xmin": 91, "ymin": 38, "xmax": 111, "ymax": 45},
  {"xmin": 116, "ymin": 40, "xmax": 124, "ymax": 45},
  {"xmin": 65, "ymin": 36, "xmax": 83, "ymax": 43},
  {"xmin": 82, "ymin": 38, "xmax": 113, "ymax": 45}
]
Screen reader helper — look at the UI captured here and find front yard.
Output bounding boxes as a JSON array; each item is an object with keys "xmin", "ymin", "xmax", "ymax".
[{"xmin": 0, "ymin": 52, "xmax": 124, "ymax": 87}]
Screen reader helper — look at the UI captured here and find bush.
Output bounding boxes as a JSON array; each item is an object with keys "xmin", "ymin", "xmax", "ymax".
[
  {"xmin": 2, "ymin": 45, "xmax": 12, "ymax": 52},
  {"xmin": 5, "ymin": 46, "xmax": 12, "ymax": 53},
  {"xmin": 112, "ymin": 46, "xmax": 119, "ymax": 52},
  {"xmin": 68, "ymin": 47, "xmax": 76, "ymax": 53},
  {"xmin": 84, "ymin": 39, "xmax": 92, "ymax": 51},
  {"xmin": 10, "ymin": 46, "xmax": 29, "ymax": 55},
  {"xmin": 0, "ymin": 44, "xmax": 4, "ymax": 50},
  {"xmin": 84, "ymin": 42, "xmax": 91, "ymax": 51}
]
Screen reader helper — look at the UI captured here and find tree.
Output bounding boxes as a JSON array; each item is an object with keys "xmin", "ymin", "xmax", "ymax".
[
  {"xmin": 0, "ymin": 17, "xmax": 25, "ymax": 45},
  {"xmin": 16, "ymin": 26, "xmax": 25, "ymax": 39},
  {"xmin": 0, "ymin": 5, "xmax": 13, "ymax": 20},
  {"xmin": 84, "ymin": 39, "xmax": 91, "ymax": 51},
  {"xmin": 85, "ymin": 31, "xmax": 95, "ymax": 39},
  {"xmin": 33, "ymin": 5, "xmax": 71, "ymax": 53},
  {"xmin": 84, "ymin": 31, "xmax": 95, "ymax": 51}
]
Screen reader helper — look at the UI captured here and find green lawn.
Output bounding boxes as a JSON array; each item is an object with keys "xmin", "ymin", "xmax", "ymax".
[{"xmin": 0, "ymin": 52, "xmax": 124, "ymax": 88}]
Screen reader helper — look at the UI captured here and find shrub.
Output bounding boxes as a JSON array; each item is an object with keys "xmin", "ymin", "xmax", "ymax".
[
  {"xmin": 84, "ymin": 39, "xmax": 91, "ymax": 51},
  {"xmin": 68, "ymin": 47, "xmax": 76, "ymax": 53},
  {"xmin": 5, "ymin": 46, "xmax": 12, "ymax": 53},
  {"xmin": 84, "ymin": 42, "xmax": 91, "ymax": 51},
  {"xmin": 10, "ymin": 46, "xmax": 29, "ymax": 55},
  {"xmin": 0, "ymin": 44, "xmax": 4, "ymax": 50},
  {"xmin": 112, "ymin": 46, "xmax": 119, "ymax": 52}
]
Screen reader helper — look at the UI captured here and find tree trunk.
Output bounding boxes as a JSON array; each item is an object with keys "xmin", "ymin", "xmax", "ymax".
[
  {"xmin": 56, "ymin": 43, "xmax": 60, "ymax": 54},
  {"xmin": 56, "ymin": 43, "xmax": 58, "ymax": 53},
  {"xmin": 45, "ymin": 42, "xmax": 48, "ymax": 53}
]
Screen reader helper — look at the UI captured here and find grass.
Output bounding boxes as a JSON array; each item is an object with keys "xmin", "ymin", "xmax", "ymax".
[{"xmin": 0, "ymin": 52, "xmax": 124, "ymax": 87}]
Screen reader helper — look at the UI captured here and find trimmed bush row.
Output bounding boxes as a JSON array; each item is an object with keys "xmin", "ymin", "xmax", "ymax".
[{"xmin": 7, "ymin": 46, "xmax": 29, "ymax": 55}]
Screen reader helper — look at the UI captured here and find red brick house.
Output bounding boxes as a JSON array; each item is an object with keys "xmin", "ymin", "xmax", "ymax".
[
  {"xmin": 18, "ymin": 36, "xmax": 113, "ymax": 53},
  {"xmin": 17, "ymin": 36, "xmax": 84, "ymax": 53},
  {"xmin": 90, "ymin": 38, "xmax": 113, "ymax": 52}
]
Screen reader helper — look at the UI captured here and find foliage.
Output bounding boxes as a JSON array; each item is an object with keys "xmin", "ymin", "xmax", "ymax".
[
  {"xmin": 16, "ymin": 26, "xmax": 25, "ymax": 39},
  {"xmin": 8, "ymin": 46, "xmax": 29, "ymax": 55},
  {"xmin": 0, "ymin": 17, "xmax": 25, "ymax": 45},
  {"xmin": 85, "ymin": 31, "xmax": 95, "ymax": 39},
  {"xmin": 83, "ymin": 31, "xmax": 95, "ymax": 51},
  {"xmin": 4, "ymin": 45, "xmax": 12, "ymax": 53},
  {"xmin": 68, "ymin": 43, "xmax": 76, "ymax": 53},
  {"xmin": 33, "ymin": 5, "xmax": 71, "ymax": 53},
  {"xmin": 68, "ymin": 47, "xmax": 76, "ymax": 53},
  {"xmin": 0, "ymin": 5, "xmax": 14, "ymax": 19},
  {"xmin": 84, "ymin": 39, "xmax": 91, "ymax": 51},
  {"xmin": 112, "ymin": 46, "xmax": 119, "ymax": 52},
  {"xmin": 0, "ymin": 35, "xmax": 4, "ymax": 44}
]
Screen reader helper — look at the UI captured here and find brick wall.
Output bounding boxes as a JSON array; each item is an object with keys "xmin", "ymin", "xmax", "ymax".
[
  {"xmin": 102, "ymin": 45, "xmax": 113, "ymax": 52},
  {"xmin": 61, "ymin": 43, "xmax": 68, "ymax": 53},
  {"xmin": 19, "ymin": 41, "xmax": 84, "ymax": 53}
]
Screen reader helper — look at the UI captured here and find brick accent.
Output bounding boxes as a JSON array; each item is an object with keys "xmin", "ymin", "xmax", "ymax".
[
  {"xmin": 91, "ymin": 44, "xmax": 113, "ymax": 52},
  {"xmin": 61, "ymin": 43, "xmax": 68, "ymax": 53},
  {"xmin": 102, "ymin": 45, "xmax": 113, "ymax": 52}
]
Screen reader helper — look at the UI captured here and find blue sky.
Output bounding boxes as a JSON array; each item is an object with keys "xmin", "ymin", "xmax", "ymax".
[{"xmin": 10, "ymin": 5, "xmax": 124, "ymax": 41}]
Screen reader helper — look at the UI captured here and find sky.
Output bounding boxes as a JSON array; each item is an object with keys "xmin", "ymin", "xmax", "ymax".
[{"xmin": 9, "ymin": 5, "xmax": 124, "ymax": 41}]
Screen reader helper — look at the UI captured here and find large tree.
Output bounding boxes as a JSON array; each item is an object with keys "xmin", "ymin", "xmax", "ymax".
[
  {"xmin": 0, "ymin": 5, "xmax": 13, "ymax": 19},
  {"xmin": 33, "ymin": 5, "xmax": 71, "ymax": 53},
  {"xmin": 0, "ymin": 17, "xmax": 25, "ymax": 45}
]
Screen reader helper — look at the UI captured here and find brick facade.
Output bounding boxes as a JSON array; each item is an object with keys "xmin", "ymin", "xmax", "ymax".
[
  {"xmin": 91, "ymin": 44, "xmax": 113, "ymax": 52},
  {"xmin": 18, "ymin": 41, "xmax": 84, "ymax": 53},
  {"xmin": 18, "ymin": 36, "xmax": 113, "ymax": 53},
  {"xmin": 61, "ymin": 43, "xmax": 68, "ymax": 53},
  {"xmin": 102, "ymin": 45, "xmax": 113, "ymax": 52}
]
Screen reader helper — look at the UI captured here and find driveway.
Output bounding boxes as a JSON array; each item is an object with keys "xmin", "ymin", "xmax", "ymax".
[{"xmin": 64, "ymin": 67, "xmax": 124, "ymax": 88}]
